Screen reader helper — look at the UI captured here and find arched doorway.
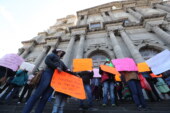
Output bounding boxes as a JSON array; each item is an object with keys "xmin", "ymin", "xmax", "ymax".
[
  {"xmin": 139, "ymin": 46, "xmax": 162, "ymax": 60},
  {"xmin": 88, "ymin": 50, "xmax": 110, "ymax": 68}
]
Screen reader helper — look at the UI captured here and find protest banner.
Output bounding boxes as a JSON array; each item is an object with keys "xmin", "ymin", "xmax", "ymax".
[
  {"xmin": 0, "ymin": 53, "xmax": 24, "ymax": 71},
  {"xmin": 112, "ymin": 58, "xmax": 138, "ymax": 71},
  {"xmin": 93, "ymin": 68, "xmax": 101, "ymax": 77},
  {"xmin": 137, "ymin": 62, "xmax": 151, "ymax": 72},
  {"xmin": 73, "ymin": 58, "xmax": 93, "ymax": 72},
  {"xmin": 146, "ymin": 49, "xmax": 170, "ymax": 75},
  {"xmin": 51, "ymin": 69, "xmax": 86, "ymax": 100},
  {"xmin": 20, "ymin": 62, "xmax": 35, "ymax": 72}
]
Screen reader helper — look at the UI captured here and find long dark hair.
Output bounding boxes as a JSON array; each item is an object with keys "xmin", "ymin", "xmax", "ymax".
[{"xmin": 52, "ymin": 49, "xmax": 65, "ymax": 58}]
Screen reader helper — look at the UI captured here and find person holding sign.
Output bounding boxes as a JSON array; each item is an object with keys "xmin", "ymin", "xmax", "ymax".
[
  {"xmin": 77, "ymin": 70, "xmax": 97, "ymax": 111},
  {"xmin": 99, "ymin": 61, "xmax": 116, "ymax": 107},
  {"xmin": 22, "ymin": 49, "xmax": 68, "ymax": 113}
]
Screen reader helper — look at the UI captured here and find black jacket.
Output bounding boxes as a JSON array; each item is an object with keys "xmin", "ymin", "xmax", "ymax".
[
  {"xmin": 78, "ymin": 71, "xmax": 93, "ymax": 85},
  {"xmin": 45, "ymin": 53, "xmax": 68, "ymax": 71}
]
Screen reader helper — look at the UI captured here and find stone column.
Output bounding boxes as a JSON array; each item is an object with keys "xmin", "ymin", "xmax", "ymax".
[
  {"xmin": 108, "ymin": 11, "xmax": 116, "ymax": 21},
  {"xmin": 20, "ymin": 41, "xmax": 36, "ymax": 58},
  {"xmin": 17, "ymin": 48, "xmax": 24, "ymax": 56},
  {"xmin": 63, "ymin": 35, "xmax": 76, "ymax": 66},
  {"xmin": 82, "ymin": 15, "xmax": 88, "ymax": 25},
  {"xmin": 151, "ymin": 25, "xmax": 170, "ymax": 44},
  {"xmin": 76, "ymin": 34, "xmax": 85, "ymax": 58},
  {"xmin": 155, "ymin": 4, "xmax": 170, "ymax": 13},
  {"xmin": 76, "ymin": 16, "xmax": 81, "ymax": 26},
  {"xmin": 39, "ymin": 38, "xmax": 60, "ymax": 69},
  {"xmin": 119, "ymin": 29, "xmax": 144, "ymax": 63},
  {"xmin": 127, "ymin": 8, "xmax": 143, "ymax": 20},
  {"xmin": 31, "ymin": 46, "xmax": 49, "ymax": 73},
  {"xmin": 108, "ymin": 31, "xmax": 124, "ymax": 58}
]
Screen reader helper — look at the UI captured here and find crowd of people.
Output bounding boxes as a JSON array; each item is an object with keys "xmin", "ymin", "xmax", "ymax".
[{"xmin": 0, "ymin": 48, "xmax": 170, "ymax": 113}]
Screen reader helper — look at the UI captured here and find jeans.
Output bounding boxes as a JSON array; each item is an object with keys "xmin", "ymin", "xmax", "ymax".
[
  {"xmin": 102, "ymin": 81, "xmax": 115, "ymax": 104},
  {"xmin": 80, "ymin": 84, "xmax": 93, "ymax": 107},
  {"xmin": 127, "ymin": 80, "xmax": 146, "ymax": 107},
  {"xmin": 52, "ymin": 94, "xmax": 66, "ymax": 113},
  {"xmin": 19, "ymin": 84, "xmax": 34, "ymax": 102},
  {"xmin": 22, "ymin": 69, "xmax": 54, "ymax": 113}
]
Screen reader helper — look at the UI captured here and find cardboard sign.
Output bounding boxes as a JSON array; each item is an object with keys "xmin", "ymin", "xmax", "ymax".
[
  {"xmin": 100, "ymin": 65, "xmax": 120, "ymax": 76},
  {"xmin": 146, "ymin": 49, "xmax": 170, "ymax": 75},
  {"xmin": 93, "ymin": 68, "xmax": 101, "ymax": 78},
  {"xmin": 112, "ymin": 58, "xmax": 138, "ymax": 71},
  {"xmin": 51, "ymin": 70, "xmax": 86, "ymax": 100},
  {"xmin": 73, "ymin": 58, "xmax": 93, "ymax": 72},
  {"xmin": 137, "ymin": 62, "xmax": 151, "ymax": 72},
  {"xmin": 20, "ymin": 62, "xmax": 35, "ymax": 72},
  {"xmin": 0, "ymin": 53, "xmax": 24, "ymax": 71},
  {"xmin": 150, "ymin": 73, "xmax": 162, "ymax": 78}
]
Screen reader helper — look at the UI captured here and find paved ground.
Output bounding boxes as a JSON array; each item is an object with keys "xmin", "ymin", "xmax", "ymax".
[{"xmin": 0, "ymin": 98, "xmax": 170, "ymax": 113}]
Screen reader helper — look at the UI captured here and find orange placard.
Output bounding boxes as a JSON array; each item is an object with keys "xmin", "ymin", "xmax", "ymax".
[
  {"xmin": 51, "ymin": 70, "xmax": 86, "ymax": 100},
  {"xmin": 100, "ymin": 65, "xmax": 120, "ymax": 76},
  {"xmin": 73, "ymin": 58, "xmax": 93, "ymax": 72},
  {"xmin": 137, "ymin": 62, "xmax": 151, "ymax": 72},
  {"xmin": 150, "ymin": 73, "xmax": 162, "ymax": 78},
  {"xmin": 100, "ymin": 65, "xmax": 121, "ymax": 81}
]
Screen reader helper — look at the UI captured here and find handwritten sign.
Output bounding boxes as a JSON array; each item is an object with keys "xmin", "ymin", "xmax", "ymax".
[
  {"xmin": 0, "ymin": 53, "xmax": 24, "ymax": 71},
  {"xmin": 146, "ymin": 49, "xmax": 170, "ymax": 75},
  {"xmin": 51, "ymin": 70, "xmax": 86, "ymax": 100},
  {"xmin": 73, "ymin": 58, "xmax": 93, "ymax": 72},
  {"xmin": 112, "ymin": 58, "xmax": 138, "ymax": 71},
  {"xmin": 100, "ymin": 65, "xmax": 120, "ymax": 76},
  {"xmin": 20, "ymin": 62, "xmax": 35, "ymax": 72},
  {"xmin": 150, "ymin": 73, "xmax": 162, "ymax": 78},
  {"xmin": 93, "ymin": 68, "xmax": 101, "ymax": 78},
  {"xmin": 137, "ymin": 62, "xmax": 151, "ymax": 72}
]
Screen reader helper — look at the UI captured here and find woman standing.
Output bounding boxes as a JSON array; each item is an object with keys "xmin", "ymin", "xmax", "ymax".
[{"xmin": 22, "ymin": 49, "xmax": 68, "ymax": 113}]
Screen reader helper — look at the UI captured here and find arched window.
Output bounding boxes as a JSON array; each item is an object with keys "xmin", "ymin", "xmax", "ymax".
[
  {"xmin": 89, "ymin": 51, "xmax": 110, "ymax": 68},
  {"xmin": 139, "ymin": 47, "xmax": 161, "ymax": 60}
]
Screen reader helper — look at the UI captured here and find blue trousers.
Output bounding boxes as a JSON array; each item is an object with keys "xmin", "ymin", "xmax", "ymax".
[{"xmin": 22, "ymin": 69, "xmax": 54, "ymax": 113}]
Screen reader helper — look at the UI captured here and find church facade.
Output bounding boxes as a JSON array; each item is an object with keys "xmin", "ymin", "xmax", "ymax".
[{"xmin": 18, "ymin": 0, "xmax": 170, "ymax": 72}]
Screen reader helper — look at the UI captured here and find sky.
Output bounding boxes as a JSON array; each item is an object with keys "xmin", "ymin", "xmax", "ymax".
[{"xmin": 0, "ymin": 0, "xmax": 122, "ymax": 58}]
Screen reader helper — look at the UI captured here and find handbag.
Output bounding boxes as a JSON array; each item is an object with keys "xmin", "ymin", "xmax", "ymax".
[
  {"xmin": 29, "ymin": 70, "xmax": 43, "ymax": 87},
  {"xmin": 138, "ymin": 73, "xmax": 152, "ymax": 91}
]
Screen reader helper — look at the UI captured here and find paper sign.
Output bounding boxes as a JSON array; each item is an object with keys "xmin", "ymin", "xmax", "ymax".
[
  {"xmin": 0, "ymin": 53, "xmax": 24, "ymax": 71},
  {"xmin": 146, "ymin": 49, "xmax": 170, "ymax": 75},
  {"xmin": 150, "ymin": 73, "xmax": 162, "ymax": 78},
  {"xmin": 100, "ymin": 65, "xmax": 120, "ymax": 76},
  {"xmin": 20, "ymin": 62, "xmax": 35, "ymax": 72},
  {"xmin": 73, "ymin": 58, "xmax": 93, "ymax": 72},
  {"xmin": 51, "ymin": 70, "xmax": 86, "ymax": 100},
  {"xmin": 93, "ymin": 68, "xmax": 101, "ymax": 78},
  {"xmin": 137, "ymin": 62, "xmax": 151, "ymax": 72},
  {"xmin": 112, "ymin": 58, "xmax": 138, "ymax": 71}
]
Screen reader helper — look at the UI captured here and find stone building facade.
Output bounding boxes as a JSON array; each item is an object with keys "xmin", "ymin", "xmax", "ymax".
[{"xmin": 18, "ymin": 0, "xmax": 170, "ymax": 73}]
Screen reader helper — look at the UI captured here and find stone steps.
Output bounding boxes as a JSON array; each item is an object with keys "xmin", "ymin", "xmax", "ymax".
[{"xmin": 0, "ymin": 100, "xmax": 170, "ymax": 113}]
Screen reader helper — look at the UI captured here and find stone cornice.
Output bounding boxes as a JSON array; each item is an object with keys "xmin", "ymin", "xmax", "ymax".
[
  {"xmin": 21, "ymin": 40, "xmax": 37, "ymax": 44},
  {"xmin": 37, "ymin": 31, "xmax": 48, "ymax": 36}
]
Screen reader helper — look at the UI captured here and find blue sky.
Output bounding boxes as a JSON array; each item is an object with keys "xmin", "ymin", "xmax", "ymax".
[{"xmin": 0, "ymin": 0, "xmax": 121, "ymax": 58}]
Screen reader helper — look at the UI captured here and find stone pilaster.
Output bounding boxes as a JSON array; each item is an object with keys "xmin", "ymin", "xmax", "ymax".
[
  {"xmin": 151, "ymin": 25, "xmax": 170, "ymax": 44},
  {"xmin": 39, "ymin": 38, "xmax": 60, "ymax": 69},
  {"xmin": 63, "ymin": 35, "xmax": 76, "ymax": 66},
  {"xmin": 20, "ymin": 41, "xmax": 36, "ymax": 58},
  {"xmin": 31, "ymin": 46, "xmax": 49, "ymax": 73},
  {"xmin": 108, "ymin": 31, "xmax": 124, "ymax": 58},
  {"xmin": 119, "ymin": 29, "xmax": 144, "ymax": 63},
  {"xmin": 127, "ymin": 8, "xmax": 143, "ymax": 20},
  {"xmin": 76, "ymin": 34, "xmax": 85, "ymax": 58},
  {"xmin": 155, "ymin": 4, "xmax": 170, "ymax": 13}
]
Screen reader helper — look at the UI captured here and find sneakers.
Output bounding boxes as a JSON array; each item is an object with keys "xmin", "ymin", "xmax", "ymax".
[
  {"xmin": 111, "ymin": 104, "xmax": 116, "ymax": 107},
  {"xmin": 17, "ymin": 101, "xmax": 21, "ymax": 104},
  {"xmin": 137, "ymin": 105, "xmax": 142, "ymax": 111},
  {"xmin": 102, "ymin": 104, "xmax": 107, "ymax": 107}
]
